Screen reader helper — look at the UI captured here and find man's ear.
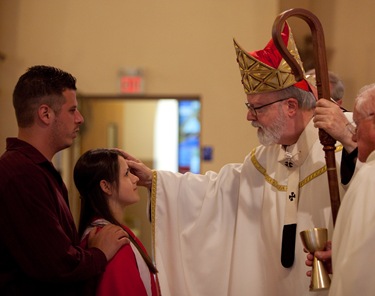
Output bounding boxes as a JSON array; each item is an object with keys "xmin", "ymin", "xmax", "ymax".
[
  {"xmin": 38, "ymin": 104, "xmax": 51, "ymax": 124},
  {"xmin": 286, "ymin": 98, "xmax": 298, "ymax": 115},
  {"xmin": 100, "ymin": 180, "xmax": 113, "ymax": 195}
]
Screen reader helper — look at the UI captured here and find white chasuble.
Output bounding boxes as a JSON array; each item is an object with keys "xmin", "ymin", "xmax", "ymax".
[{"xmin": 151, "ymin": 120, "xmax": 344, "ymax": 296}]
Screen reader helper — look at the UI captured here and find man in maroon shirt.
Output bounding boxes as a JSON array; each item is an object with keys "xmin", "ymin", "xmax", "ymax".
[{"xmin": 0, "ymin": 66, "xmax": 129, "ymax": 295}]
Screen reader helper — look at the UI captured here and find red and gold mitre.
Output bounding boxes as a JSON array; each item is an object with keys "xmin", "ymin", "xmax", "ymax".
[{"xmin": 234, "ymin": 23, "xmax": 310, "ymax": 94}]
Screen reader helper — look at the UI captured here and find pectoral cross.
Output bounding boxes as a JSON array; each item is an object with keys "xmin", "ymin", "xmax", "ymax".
[
  {"xmin": 284, "ymin": 151, "xmax": 294, "ymax": 168},
  {"xmin": 285, "ymin": 161, "xmax": 294, "ymax": 168}
]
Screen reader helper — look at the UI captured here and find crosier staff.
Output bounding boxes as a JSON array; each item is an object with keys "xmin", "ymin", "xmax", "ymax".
[{"xmin": 272, "ymin": 8, "xmax": 340, "ymax": 226}]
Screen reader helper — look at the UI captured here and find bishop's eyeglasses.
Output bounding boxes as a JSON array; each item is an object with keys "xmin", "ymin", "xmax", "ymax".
[{"xmin": 245, "ymin": 97, "xmax": 289, "ymax": 118}]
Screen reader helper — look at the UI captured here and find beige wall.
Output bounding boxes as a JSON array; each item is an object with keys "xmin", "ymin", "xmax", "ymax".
[
  {"xmin": 329, "ymin": 0, "xmax": 375, "ymax": 110},
  {"xmin": 0, "ymin": 0, "xmax": 279, "ymax": 173}
]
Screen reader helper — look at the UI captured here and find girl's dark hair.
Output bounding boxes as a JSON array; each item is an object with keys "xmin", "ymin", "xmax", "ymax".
[
  {"xmin": 74, "ymin": 148, "xmax": 123, "ymax": 237},
  {"xmin": 74, "ymin": 148, "xmax": 157, "ymax": 273}
]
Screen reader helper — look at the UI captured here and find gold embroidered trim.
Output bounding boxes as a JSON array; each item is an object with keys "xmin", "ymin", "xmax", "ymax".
[
  {"xmin": 250, "ymin": 146, "xmax": 342, "ymax": 191},
  {"xmin": 335, "ymin": 145, "xmax": 343, "ymax": 152},
  {"xmin": 299, "ymin": 166, "xmax": 327, "ymax": 188},
  {"xmin": 151, "ymin": 170, "xmax": 157, "ymax": 260}
]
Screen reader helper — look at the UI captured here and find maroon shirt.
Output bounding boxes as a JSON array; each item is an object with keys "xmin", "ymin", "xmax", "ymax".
[{"xmin": 0, "ymin": 138, "xmax": 107, "ymax": 295}]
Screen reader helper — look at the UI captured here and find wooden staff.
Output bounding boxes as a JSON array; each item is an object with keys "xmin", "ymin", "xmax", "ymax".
[{"xmin": 272, "ymin": 8, "xmax": 340, "ymax": 225}]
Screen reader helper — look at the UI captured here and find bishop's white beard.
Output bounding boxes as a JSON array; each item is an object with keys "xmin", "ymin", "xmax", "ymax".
[{"xmin": 252, "ymin": 106, "xmax": 287, "ymax": 146}]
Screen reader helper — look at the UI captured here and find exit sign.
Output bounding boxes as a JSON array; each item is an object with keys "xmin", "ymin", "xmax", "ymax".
[{"xmin": 120, "ymin": 75, "xmax": 143, "ymax": 94}]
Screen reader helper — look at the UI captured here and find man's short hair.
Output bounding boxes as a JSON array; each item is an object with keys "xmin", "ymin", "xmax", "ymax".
[{"xmin": 13, "ymin": 65, "xmax": 77, "ymax": 127}]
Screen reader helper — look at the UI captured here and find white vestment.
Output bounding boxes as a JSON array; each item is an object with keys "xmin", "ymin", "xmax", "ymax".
[
  {"xmin": 329, "ymin": 151, "xmax": 375, "ymax": 296},
  {"xmin": 151, "ymin": 120, "xmax": 344, "ymax": 296}
]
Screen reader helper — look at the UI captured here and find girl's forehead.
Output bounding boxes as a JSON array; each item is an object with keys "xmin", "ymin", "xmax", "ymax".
[{"xmin": 118, "ymin": 156, "xmax": 128, "ymax": 168}]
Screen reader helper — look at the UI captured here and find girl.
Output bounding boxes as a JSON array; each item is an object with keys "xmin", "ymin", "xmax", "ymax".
[{"xmin": 74, "ymin": 148, "xmax": 160, "ymax": 296}]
